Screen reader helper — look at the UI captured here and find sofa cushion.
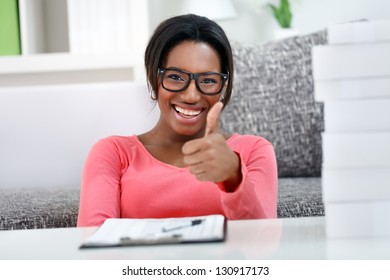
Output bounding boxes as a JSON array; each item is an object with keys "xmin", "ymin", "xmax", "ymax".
[
  {"xmin": 0, "ymin": 188, "xmax": 79, "ymax": 230},
  {"xmin": 221, "ymin": 31, "xmax": 327, "ymax": 177},
  {"xmin": 0, "ymin": 180, "xmax": 323, "ymax": 230},
  {"xmin": 277, "ymin": 177, "xmax": 324, "ymax": 218}
]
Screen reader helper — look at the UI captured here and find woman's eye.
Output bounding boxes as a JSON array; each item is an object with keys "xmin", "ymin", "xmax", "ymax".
[
  {"xmin": 167, "ymin": 74, "xmax": 184, "ymax": 81},
  {"xmin": 201, "ymin": 78, "xmax": 217, "ymax": 84}
]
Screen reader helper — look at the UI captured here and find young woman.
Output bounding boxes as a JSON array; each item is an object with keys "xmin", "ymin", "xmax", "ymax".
[{"xmin": 77, "ymin": 14, "xmax": 277, "ymax": 227}]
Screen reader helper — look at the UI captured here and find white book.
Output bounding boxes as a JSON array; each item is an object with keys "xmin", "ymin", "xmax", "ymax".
[
  {"xmin": 96, "ymin": 0, "xmax": 116, "ymax": 54},
  {"xmin": 322, "ymin": 132, "xmax": 390, "ymax": 169},
  {"xmin": 312, "ymin": 42, "xmax": 390, "ymax": 81},
  {"xmin": 68, "ymin": 0, "xmax": 88, "ymax": 54},
  {"xmin": 323, "ymin": 98, "xmax": 390, "ymax": 132},
  {"xmin": 322, "ymin": 167, "xmax": 390, "ymax": 202},
  {"xmin": 113, "ymin": 0, "xmax": 131, "ymax": 53},
  {"xmin": 67, "ymin": 0, "xmax": 78, "ymax": 53},
  {"xmin": 314, "ymin": 77, "xmax": 390, "ymax": 102},
  {"xmin": 86, "ymin": 0, "xmax": 99, "ymax": 54},
  {"xmin": 325, "ymin": 200, "xmax": 390, "ymax": 238},
  {"xmin": 129, "ymin": 0, "xmax": 149, "ymax": 57},
  {"xmin": 79, "ymin": 0, "xmax": 91, "ymax": 54},
  {"xmin": 18, "ymin": 0, "xmax": 45, "ymax": 54},
  {"xmin": 18, "ymin": 0, "xmax": 30, "ymax": 54},
  {"xmin": 128, "ymin": 0, "xmax": 149, "ymax": 81},
  {"xmin": 328, "ymin": 19, "xmax": 390, "ymax": 45}
]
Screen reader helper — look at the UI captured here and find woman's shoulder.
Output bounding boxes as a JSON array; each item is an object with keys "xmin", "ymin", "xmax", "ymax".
[
  {"xmin": 227, "ymin": 133, "xmax": 273, "ymax": 148},
  {"xmin": 226, "ymin": 133, "xmax": 276, "ymax": 163},
  {"xmin": 91, "ymin": 135, "xmax": 141, "ymax": 153}
]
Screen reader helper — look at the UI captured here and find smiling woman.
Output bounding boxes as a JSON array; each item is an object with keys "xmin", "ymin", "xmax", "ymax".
[{"xmin": 77, "ymin": 14, "xmax": 278, "ymax": 227}]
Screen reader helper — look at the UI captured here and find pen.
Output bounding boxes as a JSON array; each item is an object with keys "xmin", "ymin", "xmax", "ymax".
[{"xmin": 162, "ymin": 219, "xmax": 204, "ymax": 232}]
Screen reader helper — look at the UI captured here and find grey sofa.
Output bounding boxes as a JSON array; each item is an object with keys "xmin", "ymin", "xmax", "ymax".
[
  {"xmin": 0, "ymin": 31, "xmax": 327, "ymax": 230},
  {"xmin": 221, "ymin": 30, "xmax": 328, "ymax": 218}
]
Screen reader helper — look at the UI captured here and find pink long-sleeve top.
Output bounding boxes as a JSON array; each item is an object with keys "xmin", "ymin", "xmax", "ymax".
[{"xmin": 77, "ymin": 134, "xmax": 278, "ymax": 227}]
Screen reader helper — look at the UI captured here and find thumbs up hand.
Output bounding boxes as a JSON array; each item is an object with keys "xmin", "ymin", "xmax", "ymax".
[
  {"xmin": 204, "ymin": 101, "xmax": 223, "ymax": 136},
  {"xmin": 182, "ymin": 102, "xmax": 242, "ymax": 188}
]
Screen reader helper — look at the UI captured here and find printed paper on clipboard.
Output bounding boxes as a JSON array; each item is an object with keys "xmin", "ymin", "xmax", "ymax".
[{"xmin": 79, "ymin": 214, "xmax": 226, "ymax": 248}]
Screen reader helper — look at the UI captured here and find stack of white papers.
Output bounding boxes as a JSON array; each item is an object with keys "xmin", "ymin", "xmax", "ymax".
[{"xmin": 312, "ymin": 19, "xmax": 390, "ymax": 238}]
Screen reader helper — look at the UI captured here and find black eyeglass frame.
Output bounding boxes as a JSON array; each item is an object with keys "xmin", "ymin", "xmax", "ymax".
[{"xmin": 158, "ymin": 67, "xmax": 229, "ymax": 96}]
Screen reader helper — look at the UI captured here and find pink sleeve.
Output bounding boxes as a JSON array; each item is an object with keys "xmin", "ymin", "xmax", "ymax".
[
  {"xmin": 77, "ymin": 138, "xmax": 123, "ymax": 227},
  {"xmin": 220, "ymin": 140, "xmax": 278, "ymax": 219}
]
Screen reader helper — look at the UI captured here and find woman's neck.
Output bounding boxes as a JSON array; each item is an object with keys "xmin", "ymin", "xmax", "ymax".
[{"xmin": 145, "ymin": 121, "xmax": 205, "ymax": 145}]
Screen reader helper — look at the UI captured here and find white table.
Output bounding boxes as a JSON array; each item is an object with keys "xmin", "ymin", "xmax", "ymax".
[{"xmin": 1, "ymin": 217, "xmax": 389, "ymax": 260}]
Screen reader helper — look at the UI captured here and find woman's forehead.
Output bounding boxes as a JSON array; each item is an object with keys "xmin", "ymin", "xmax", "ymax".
[{"xmin": 164, "ymin": 41, "xmax": 221, "ymax": 72}]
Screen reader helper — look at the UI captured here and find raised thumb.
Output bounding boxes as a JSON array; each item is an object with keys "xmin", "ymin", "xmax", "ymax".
[{"xmin": 205, "ymin": 101, "xmax": 223, "ymax": 136}]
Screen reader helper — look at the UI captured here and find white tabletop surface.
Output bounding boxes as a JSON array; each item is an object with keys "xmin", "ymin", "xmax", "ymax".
[{"xmin": 1, "ymin": 216, "xmax": 389, "ymax": 260}]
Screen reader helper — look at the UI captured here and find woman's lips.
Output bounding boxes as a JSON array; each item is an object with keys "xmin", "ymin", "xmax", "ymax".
[{"xmin": 172, "ymin": 104, "xmax": 203, "ymax": 119}]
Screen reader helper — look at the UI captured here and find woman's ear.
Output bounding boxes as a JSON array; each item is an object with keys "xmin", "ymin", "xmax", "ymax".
[{"xmin": 148, "ymin": 82, "xmax": 157, "ymax": 100}]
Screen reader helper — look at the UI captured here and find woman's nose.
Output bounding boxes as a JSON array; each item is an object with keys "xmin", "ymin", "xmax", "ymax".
[{"xmin": 181, "ymin": 79, "xmax": 201, "ymax": 103}]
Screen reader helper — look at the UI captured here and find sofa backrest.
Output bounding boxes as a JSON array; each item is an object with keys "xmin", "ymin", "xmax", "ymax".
[
  {"xmin": 0, "ymin": 82, "xmax": 159, "ymax": 189},
  {"xmin": 221, "ymin": 30, "xmax": 328, "ymax": 177}
]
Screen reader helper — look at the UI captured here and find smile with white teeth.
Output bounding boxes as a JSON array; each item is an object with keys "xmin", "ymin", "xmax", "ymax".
[{"xmin": 173, "ymin": 105, "xmax": 202, "ymax": 118}]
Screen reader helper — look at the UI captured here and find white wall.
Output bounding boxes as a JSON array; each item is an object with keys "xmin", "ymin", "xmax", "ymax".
[
  {"xmin": 148, "ymin": 0, "xmax": 390, "ymax": 44},
  {"xmin": 0, "ymin": 82, "xmax": 159, "ymax": 189}
]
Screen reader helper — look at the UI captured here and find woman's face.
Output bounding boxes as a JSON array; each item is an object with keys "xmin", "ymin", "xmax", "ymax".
[{"xmin": 157, "ymin": 40, "xmax": 225, "ymax": 138}]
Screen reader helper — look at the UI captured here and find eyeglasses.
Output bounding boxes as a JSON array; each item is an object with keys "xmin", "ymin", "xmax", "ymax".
[{"xmin": 158, "ymin": 67, "xmax": 228, "ymax": 96}]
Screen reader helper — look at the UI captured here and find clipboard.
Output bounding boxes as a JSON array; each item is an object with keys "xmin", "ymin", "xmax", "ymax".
[{"xmin": 79, "ymin": 214, "xmax": 227, "ymax": 248}]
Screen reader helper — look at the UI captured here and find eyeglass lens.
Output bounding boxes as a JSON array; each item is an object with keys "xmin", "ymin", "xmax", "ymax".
[{"xmin": 161, "ymin": 69, "xmax": 224, "ymax": 95}]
